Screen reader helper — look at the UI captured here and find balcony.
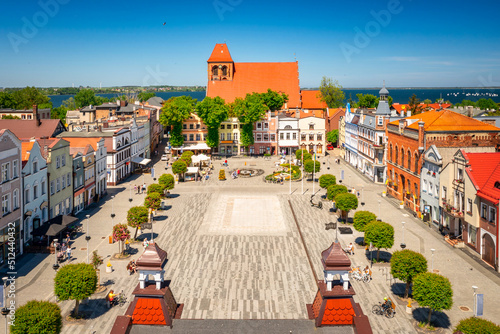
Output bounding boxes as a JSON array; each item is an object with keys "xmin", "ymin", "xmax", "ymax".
[{"xmin": 442, "ymin": 201, "xmax": 463, "ymax": 217}]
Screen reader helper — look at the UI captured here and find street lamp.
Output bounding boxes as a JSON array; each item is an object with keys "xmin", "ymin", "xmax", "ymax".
[
  {"xmin": 378, "ymin": 200, "xmax": 381, "ymax": 218},
  {"xmin": 53, "ymin": 238, "xmax": 59, "ymax": 270},
  {"xmin": 361, "ymin": 185, "xmax": 365, "ymax": 206},
  {"xmin": 401, "ymin": 222, "xmax": 406, "ymax": 249},
  {"xmin": 111, "ymin": 195, "xmax": 115, "ymax": 219},
  {"xmin": 430, "ymin": 248, "xmax": 435, "ymax": 272},
  {"xmin": 1, "ymin": 277, "xmax": 8, "ymax": 334},
  {"xmin": 85, "ymin": 215, "xmax": 91, "ymax": 264},
  {"xmin": 129, "ymin": 185, "xmax": 133, "ymax": 205},
  {"xmin": 472, "ymin": 286, "xmax": 478, "ymax": 317}
]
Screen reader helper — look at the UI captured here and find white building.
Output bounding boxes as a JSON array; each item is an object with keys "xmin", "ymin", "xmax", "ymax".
[{"xmin": 277, "ymin": 116, "xmax": 299, "ymax": 155}]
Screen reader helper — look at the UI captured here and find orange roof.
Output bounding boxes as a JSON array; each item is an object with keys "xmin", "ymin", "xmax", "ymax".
[
  {"xmin": 301, "ymin": 90, "xmax": 327, "ymax": 109},
  {"xmin": 327, "ymin": 108, "xmax": 345, "ymax": 118},
  {"xmin": 321, "ymin": 298, "xmax": 356, "ymax": 325},
  {"xmin": 131, "ymin": 298, "xmax": 166, "ymax": 325},
  {"xmin": 207, "ymin": 62, "xmax": 300, "ymax": 107},
  {"xmin": 207, "ymin": 43, "xmax": 233, "ymax": 63},
  {"xmin": 465, "ymin": 151, "xmax": 500, "ymax": 203},
  {"xmin": 63, "ymin": 137, "xmax": 103, "ymax": 151},
  {"xmin": 21, "ymin": 142, "xmax": 35, "ymax": 163},
  {"xmin": 389, "ymin": 109, "xmax": 500, "ymax": 132},
  {"xmin": 392, "ymin": 103, "xmax": 451, "ymax": 112}
]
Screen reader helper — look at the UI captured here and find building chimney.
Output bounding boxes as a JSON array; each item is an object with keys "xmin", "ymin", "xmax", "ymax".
[
  {"xmin": 467, "ymin": 106, "xmax": 473, "ymax": 118},
  {"xmin": 33, "ymin": 105, "xmax": 40, "ymax": 126},
  {"xmin": 418, "ymin": 121, "xmax": 425, "ymax": 152},
  {"xmin": 407, "ymin": 110, "xmax": 411, "ymax": 117},
  {"xmin": 120, "ymin": 100, "xmax": 126, "ymax": 107}
]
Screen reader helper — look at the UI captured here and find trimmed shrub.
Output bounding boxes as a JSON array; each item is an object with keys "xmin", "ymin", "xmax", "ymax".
[
  {"xmin": 12, "ymin": 300, "xmax": 62, "ymax": 334},
  {"xmin": 319, "ymin": 174, "xmax": 336, "ymax": 189},
  {"xmin": 54, "ymin": 263, "xmax": 97, "ymax": 316},
  {"xmin": 455, "ymin": 317, "xmax": 500, "ymax": 334},
  {"xmin": 327, "ymin": 184, "xmax": 348, "ymax": 201},
  {"xmin": 353, "ymin": 211, "xmax": 377, "ymax": 232},
  {"xmin": 147, "ymin": 183, "xmax": 163, "ymax": 195},
  {"xmin": 413, "ymin": 273, "xmax": 453, "ymax": 325},
  {"xmin": 171, "ymin": 160, "xmax": 187, "ymax": 175},
  {"xmin": 364, "ymin": 221, "xmax": 394, "ymax": 260},
  {"xmin": 158, "ymin": 173, "xmax": 175, "ymax": 191},
  {"xmin": 390, "ymin": 249, "xmax": 427, "ymax": 298},
  {"xmin": 144, "ymin": 192, "xmax": 161, "ymax": 211}
]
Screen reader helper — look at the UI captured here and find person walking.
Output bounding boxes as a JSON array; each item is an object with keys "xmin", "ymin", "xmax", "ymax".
[{"xmin": 66, "ymin": 246, "xmax": 72, "ymax": 261}]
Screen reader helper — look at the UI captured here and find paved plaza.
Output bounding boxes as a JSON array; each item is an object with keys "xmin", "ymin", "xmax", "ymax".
[{"xmin": 3, "ymin": 143, "xmax": 500, "ymax": 334}]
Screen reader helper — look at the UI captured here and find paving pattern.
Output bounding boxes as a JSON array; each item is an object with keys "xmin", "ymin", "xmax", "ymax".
[{"xmin": 5, "ymin": 147, "xmax": 500, "ymax": 334}]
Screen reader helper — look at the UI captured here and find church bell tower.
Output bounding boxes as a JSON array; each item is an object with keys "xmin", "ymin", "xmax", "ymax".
[{"xmin": 207, "ymin": 43, "xmax": 234, "ymax": 81}]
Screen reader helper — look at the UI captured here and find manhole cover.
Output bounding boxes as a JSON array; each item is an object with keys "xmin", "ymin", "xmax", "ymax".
[
  {"xmin": 459, "ymin": 306, "xmax": 471, "ymax": 312},
  {"xmin": 101, "ymin": 237, "xmax": 105, "ymax": 239},
  {"xmin": 80, "ymin": 248, "xmax": 87, "ymax": 251}
]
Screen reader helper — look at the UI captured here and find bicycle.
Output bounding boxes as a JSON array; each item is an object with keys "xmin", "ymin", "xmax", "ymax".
[
  {"xmin": 349, "ymin": 267, "xmax": 371, "ymax": 283},
  {"xmin": 114, "ymin": 291, "xmax": 127, "ymax": 307},
  {"xmin": 372, "ymin": 302, "xmax": 395, "ymax": 318}
]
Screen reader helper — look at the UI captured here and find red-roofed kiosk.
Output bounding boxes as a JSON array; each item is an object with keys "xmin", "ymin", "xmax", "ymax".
[{"xmin": 307, "ymin": 241, "xmax": 372, "ymax": 332}]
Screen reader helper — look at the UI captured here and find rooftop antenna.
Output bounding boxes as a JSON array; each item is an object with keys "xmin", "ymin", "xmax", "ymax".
[{"xmin": 294, "ymin": 53, "xmax": 296, "ymax": 61}]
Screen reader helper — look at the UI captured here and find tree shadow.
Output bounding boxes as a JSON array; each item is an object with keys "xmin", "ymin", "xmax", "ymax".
[
  {"xmin": 412, "ymin": 307, "xmax": 451, "ymax": 329},
  {"xmin": 390, "ymin": 282, "xmax": 407, "ymax": 297},
  {"xmin": 154, "ymin": 215, "xmax": 169, "ymax": 221},
  {"xmin": 355, "ymin": 236, "xmax": 365, "ymax": 246},
  {"xmin": 158, "ymin": 205, "xmax": 172, "ymax": 212},
  {"xmin": 366, "ymin": 250, "xmax": 392, "ymax": 263},
  {"xmin": 167, "ymin": 193, "xmax": 180, "ymax": 199}
]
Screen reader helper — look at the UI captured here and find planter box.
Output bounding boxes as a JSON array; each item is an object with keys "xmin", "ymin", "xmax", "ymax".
[
  {"xmin": 106, "ymin": 266, "xmax": 113, "ymax": 273},
  {"xmin": 400, "ymin": 204, "xmax": 404, "ymax": 209}
]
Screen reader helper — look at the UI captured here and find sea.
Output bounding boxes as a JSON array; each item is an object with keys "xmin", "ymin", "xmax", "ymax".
[{"xmin": 48, "ymin": 88, "xmax": 500, "ymax": 108}]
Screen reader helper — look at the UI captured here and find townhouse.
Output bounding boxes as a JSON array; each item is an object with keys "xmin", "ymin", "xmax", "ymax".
[
  {"xmin": 251, "ymin": 112, "xmax": 278, "ymax": 155},
  {"xmin": 71, "ymin": 151, "xmax": 85, "ymax": 214},
  {"xmin": 298, "ymin": 115, "xmax": 326, "ymax": 156},
  {"xmin": 219, "ymin": 118, "xmax": 241, "ymax": 155},
  {"xmin": 276, "ymin": 116, "xmax": 299, "ymax": 156}
]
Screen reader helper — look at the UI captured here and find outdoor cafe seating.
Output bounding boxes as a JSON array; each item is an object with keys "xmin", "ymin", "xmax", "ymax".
[{"xmin": 27, "ymin": 215, "xmax": 79, "ymax": 253}]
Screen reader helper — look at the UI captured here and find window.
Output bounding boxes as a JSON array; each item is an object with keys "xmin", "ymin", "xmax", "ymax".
[
  {"xmin": 221, "ymin": 124, "xmax": 225, "ymax": 130},
  {"xmin": 257, "ymin": 123, "xmax": 262, "ymax": 129},
  {"xmin": 196, "ymin": 124, "xmax": 200, "ymax": 129},
  {"xmin": 79, "ymin": 176, "xmax": 83, "ymax": 186},
  {"xmin": 13, "ymin": 190, "xmax": 18, "ymax": 209},
  {"xmin": 62, "ymin": 176, "xmax": 66, "ymax": 189},
  {"xmin": 189, "ymin": 124, "xmax": 194, "ymax": 129},
  {"xmin": 270, "ymin": 134, "xmax": 275, "ymax": 141},
  {"xmin": 414, "ymin": 153, "xmax": 418, "ymax": 173},
  {"xmin": 196, "ymin": 134, "xmax": 201, "ymax": 141},
  {"xmin": 429, "ymin": 182, "xmax": 433, "ymax": 196},
  {"xmin": 13, "ymin": 160, "xmax": 18, "ymax": 178},
  {"xmin": 442, "ymin": 186, "xmax": 447, "ymax": 199},
  {"xmin": 56, "ymin": 156, "xmax": 60, "ymax": 168},
  {"xmin": 263, "ymin": 134, "xmax": 269, "ymax": 141},
  {"xmin": 183, "ymin": 124, "xmax": 187, "ymax": 129},
  {"xmin": 56, "ymin": 179, "xmax": 60, "ymax": 192},
  {"xmin": 67, "ymin": 173, "xmax": 71, "ymax": 187},
  {"xmin": 227, "ymin": 133, "xmax": 231, "ymax": 141},
  {"xmin": 457, "ymin": 168, "xmax": 463, "ymax": 181},
  {"xmin": 423, "ymin": 180, "xmax": 427, "ymax": 192},
  {"xmin": 2, "ymin": 163, "xmax": 10, "ymax": 182},
  {"xmin": 467, "ymin": 198, "xmax": 472, "ymax": 213},
  {"xmin": 220, "ymin": 133, "xmax": 225, "ymax": 141},
  {"xmin": 62, "ymin": 155, "xmax": 66, "ymax": 166},
  {"xmin": 401, "ymin": 149, "xmax": 404, "ymax": 168},
  {"xmin": 293, "ymin": 133, "xmax": 297, "ymax": 140},
  {"xmin": 377, "ymin": 117, "xmax": 383, "ymax": 126},
  {"xmin": 309, "ymin": 134, "xmax": 314, "ymax": 141},
  {"xmin": 2, "ymin": 194, "xmax": 10, "ymax": 215},
  {"xmin": 481, "ymin": 203, "xmax": 487, "ymax": 219},
  {"xmin": 264, "ymin": 123, "xmax": 268, "ymax": 129},
  {"xmin": 489, "ymin": 207, "xmax": 496, "ymax": 224},
  {"xmin": 407, "ymin": 151, "xmax": 411, "ymax": 172},
  {"xmin": 309, "ymin": 124, "xmax": 314, "ymax": 130},
  {"xmin": 25, "ymin": 188, "xmax": 30, "ymax": 204},
  {"xmin": 50, "ymin": 181, "xmax": 55, "ymax": 195},
  {"xmin": 256, "ymin": 134, "xmax": 262, "ymax": 141},
  {"xmin": 301, "ymin": 134, "xmax": 306, "ymax": 140},
  {"xmin": 286, "ymin": 133, "xmax": 290, "ymax": 140},
  {"xmin": 390, "ymin": 144, "xmax": 393, "ymax": 162},
  {"xmin": 280, "ymin": 133, "xmax": 284, "ymax": 140},
  {"xmin": 234, "ymin": 133, "xmax": 238, "ymax": 141},
  {"xmin": 317, "ymin": 134, "xmax": 322, "ymax": 141},
  {"xmin": 33, "ymin": 160, "xmax": 38, "ymax": 173},
  {"xmin": 189, "ymin": 134, "xmax": 194, "ymax": 141},
  {"xmin": 183, "ymin": 135, "xmax": 187, "ymax": 141},
  {"xmin": 33, "ymin": 185, "xmax": 38, "ymax": 199}
]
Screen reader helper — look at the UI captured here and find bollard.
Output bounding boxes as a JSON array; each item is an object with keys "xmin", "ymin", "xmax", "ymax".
[
  {"xmin": 245, "ymin": 161, "xmax": 246, "ymax": 166},
  {"xmin": 109, "ymin": 235, "xmax": 113, "ymax": 244}
]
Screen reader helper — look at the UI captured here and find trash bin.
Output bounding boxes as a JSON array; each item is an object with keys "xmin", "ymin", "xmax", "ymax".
[{"xmin": 109, "ymin": 235, "xmax": 113, "ymax": 244}]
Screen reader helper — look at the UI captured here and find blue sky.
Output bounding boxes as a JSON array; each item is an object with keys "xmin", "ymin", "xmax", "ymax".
[{"xmin": 1, "ymin": 0, "xmax": 499, "ymax": 88}]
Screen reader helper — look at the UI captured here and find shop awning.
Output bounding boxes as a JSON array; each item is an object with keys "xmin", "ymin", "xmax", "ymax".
[
  {"xmin": 192, "ymin": 154, "xmax": 210, "ymax": 163},
  {"xmin": 31, "ymin": 215, "xmax": 78, "ymax": 237},
  {"xmin": 185, "ymin": 167, "xmax": 199, "ymax": 174},
  {"xmin": 131, "ymin": 157, "xmax": 151, "ymax": 165}
]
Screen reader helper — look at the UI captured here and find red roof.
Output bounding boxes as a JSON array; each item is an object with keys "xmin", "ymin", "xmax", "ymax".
[
  {"xmin": 63, "ymin": 137, "xmax": 103, "ymax": 151},
  {"xmin": 207, "ymin": 43, "xmax": 233, "ymax": 63},
  {"xmin": 0, "ymin": 119, "xmax": 64, "ymax": 140},
  {"xmin": 321, "ymin": 299, "xmax": 356, "ymax": 325},
  {"xmin": 21, "ymin": 142, "xmax": 35, "ymax": 163},
  {"xmin": 301, "ymin": 90, "xmax": 327, "ymax": 109},
  {"xmin": 465, "ymin": 151, "xmax": 500, "ymax": 203},
  {"xmin": 131, "ymin": 298, "xmax": 166, "ymax": 325},
  {"xmin": 392, "ymin": 103, "xmax": 451, "ymax": 112}
]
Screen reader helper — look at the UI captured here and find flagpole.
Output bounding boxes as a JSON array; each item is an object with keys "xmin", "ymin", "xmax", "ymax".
[
  {"xmin": 290, "ymin": 149, "xmax": 292, "ymax": 195},
  {"xmin": 301, "ymin": 149, "xmax": 304, "ymax": 194},
  {"xmin": 312, "ymin": 149, "xmax": 315, "ymax": 196}
]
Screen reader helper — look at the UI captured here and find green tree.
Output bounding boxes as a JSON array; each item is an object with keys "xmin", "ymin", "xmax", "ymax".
[
  {"xmin": 171, "ymin": 160, "xmax": 187, "ymax": 176},
  {"xmin": 326, "ymin": 130, "xmax": 338, "ymax": 144},
  {"xmin": 353, "ymin": 211, "xmax": 377, "ymax": 232},
  {"xmin": 54, "ymin": 263, "xmax": 97, "ymax": 316},
  {"xmin": 364, "ymin": 221, "xmax": 394, "ymax": 260},
  {"xmin": 180, "ymin": 151, "xmax": 193, "ymax": 166},
  {"xmin": 476, "ymin": 98, "xmax": 498, "ymax": 110},
  {"xmin": 158, "ymin": 173, "xmax": 175, "ymax": 191},
  {"xmin": 327, "ymin": 184, "xmax": 348, "ymax": 201},
  {"xmin": 412, "ymin": 273, "xmax": 453, "ymax": 325},
  {"xmin": 319, "ymin": 174, "xmax": 336, "ymax": 189},
  {"xmin": 11, "ymin": 300, "xmax": 62, "ymax": 334},
  {"xmin": 0, "ymin": 91, "xmax": 15, "ymax": 108},
  {"xmin": 356, "ymin": 93, "xmax": 378, "ymax": 108},
  {"xmin": 295, "ymin": 149, "xmax": 312, "ymax": 162},
  {"xmin": 423, "ymin": 99, "xmax": 432, "ymax": 105},
  {"xmin": 260, "ymin": 88, "xmax": 289, "ymax": 111},
  {"xmin": 62, "ymin": 97, "xmax": 77, "ymax": 110},
  {"xmin": 408, "ymin": 94, "xmax": 424, "ymax": 115},
  {"xmin": 147, "ymin": 183, "xmax": 163, "ymax": 195},
  {"xmin": 144, "ymin": 192, "xmax": 162, "ymax": 211},
  {"xmin": 195, "ymin": 96, "xmax": 229, "ymax": 149},
  {"xmin": 137, "ymin": 92, "xmax": 156, "ymax": 102},
  {"xmin": 390, "ymin": 249, "xmax": 428, "ymax": 298},
  {"xmin": 319, "ymin": 76, "xmax": 345, "ymax": 108},
  {"xmin": 1, "ymin": 114, "xmax": 20, "ymax": 119},
  {"xmin": 127, "ymin": 206, "xmax": 149, "ymax": 239},
  {"xmin": 91, "ymin": 250, "xmax": 103, "ymax": 270},
  {"xmin": 74, "ymin": 88, "xmax": 100, "ymax": 108},
  {"xmin": 304, "ymin": 159, "xmax": 320, "ymax": 177},
  {"xmin": 457, "ymin": 99, "xmax": 476, "ymax": 107},
  {"xmin": 11, "ymin": 87, "xmax": 52, "ymax": 109},
  {"xmin": 159, "ymin": 96, "xmax": 196, "ymax": 147},
  {"xmin": 232, "ymin": 93, "xmax": 268, "ymax": 151},
  {"xmin": 455, "ymin": 316, "xmax": 500, "ymax": 334},
  {"xmin": 334, "ymin": 192, "xmax": 358, "ymax": 221},
  {"xmin": 51, "ymin": 106, "xmax": 67, "ymax": 122}
]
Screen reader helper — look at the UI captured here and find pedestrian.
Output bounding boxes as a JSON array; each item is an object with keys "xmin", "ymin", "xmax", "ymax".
[
  {"xmin": 143, "ymin": 238, "xmax": 149, "ymax": 250},
  {"xmin": 143, "ymin": 183, "xmax": 146, "ymax": 193},
  {"xmin": 65, "ymin": 233, "xmax": 71, "ymax": 246},
  {"xmin": 66, "ymin": 246, "xmax": 72, "ymax": 261},
  {"xmin": 134, "ymin": 184, "xmax": 137, "ymax": 194}
]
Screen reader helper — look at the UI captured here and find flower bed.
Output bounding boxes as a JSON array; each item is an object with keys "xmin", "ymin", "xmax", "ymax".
[{"xmin": 265, "ymin": 164, "xmax": 301, "ymax": 181}]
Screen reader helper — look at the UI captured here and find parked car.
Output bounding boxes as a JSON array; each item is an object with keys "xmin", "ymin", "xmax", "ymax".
[
  {"xmin": 161, "ymin": 154, "xmax": 169, "ymax": 161},
  {"xmin": 327, "ymin": 144, "xmax": 334, "ymax": 150},
  {"xmin": 164, "ymin": 148, "xmax": 171, "ymax": 154}
]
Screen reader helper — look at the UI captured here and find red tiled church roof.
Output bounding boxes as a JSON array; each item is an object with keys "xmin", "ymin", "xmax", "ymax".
[
  {"xmin": 301, "ymin": 90, "xmax": 327, "ymax": 109},
  {"xmin": 206, "ymin": 44, "xmax": 301, "ymax": 108},
  {"xmin": 131, "ymin": 298, "xmax": 166, "ymax": 325},
  {"xmin": 321, "ymin": 299, "xmax": 356, "ymax": 325},
  {"xmin": 207, "ymin": 43, "xmax": 233, "ymax": 62}
]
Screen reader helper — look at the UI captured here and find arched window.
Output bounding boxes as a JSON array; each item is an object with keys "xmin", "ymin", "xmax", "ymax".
[
  {"xmin": 125, "ymin": 138, "xmax": 130, "ymax": 145},
  {"xmin": 390, "ymin": 144, "xmax": 393, "ymax": 162},
  {"xmin": 395, "ymin": 147, "xmax": 398, "ymax": 165},
  {"xmin": 414, "ymin": 153, "xmax": 419, "ymax": 173},
  {"xmin": 414, "ymin": 183, "xmax": 418, "ymax": 197},
  {"xmin": 284, "ymin": 125, "xmax": 292, "ymax": 129},
  {"xmin": 212, "ymin": 65, "xmax": 218, "ymax": 77},
  {"xmin": 221, "ymin": 65, "xmax": 227, "ymax": 76},
  {"xmin": 407, "ymin": 150, "xmax": 411, "ymax": 172},
  {"xmin": 401, "ymin": 148, "xmax": 405, "ymax": 168}
]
